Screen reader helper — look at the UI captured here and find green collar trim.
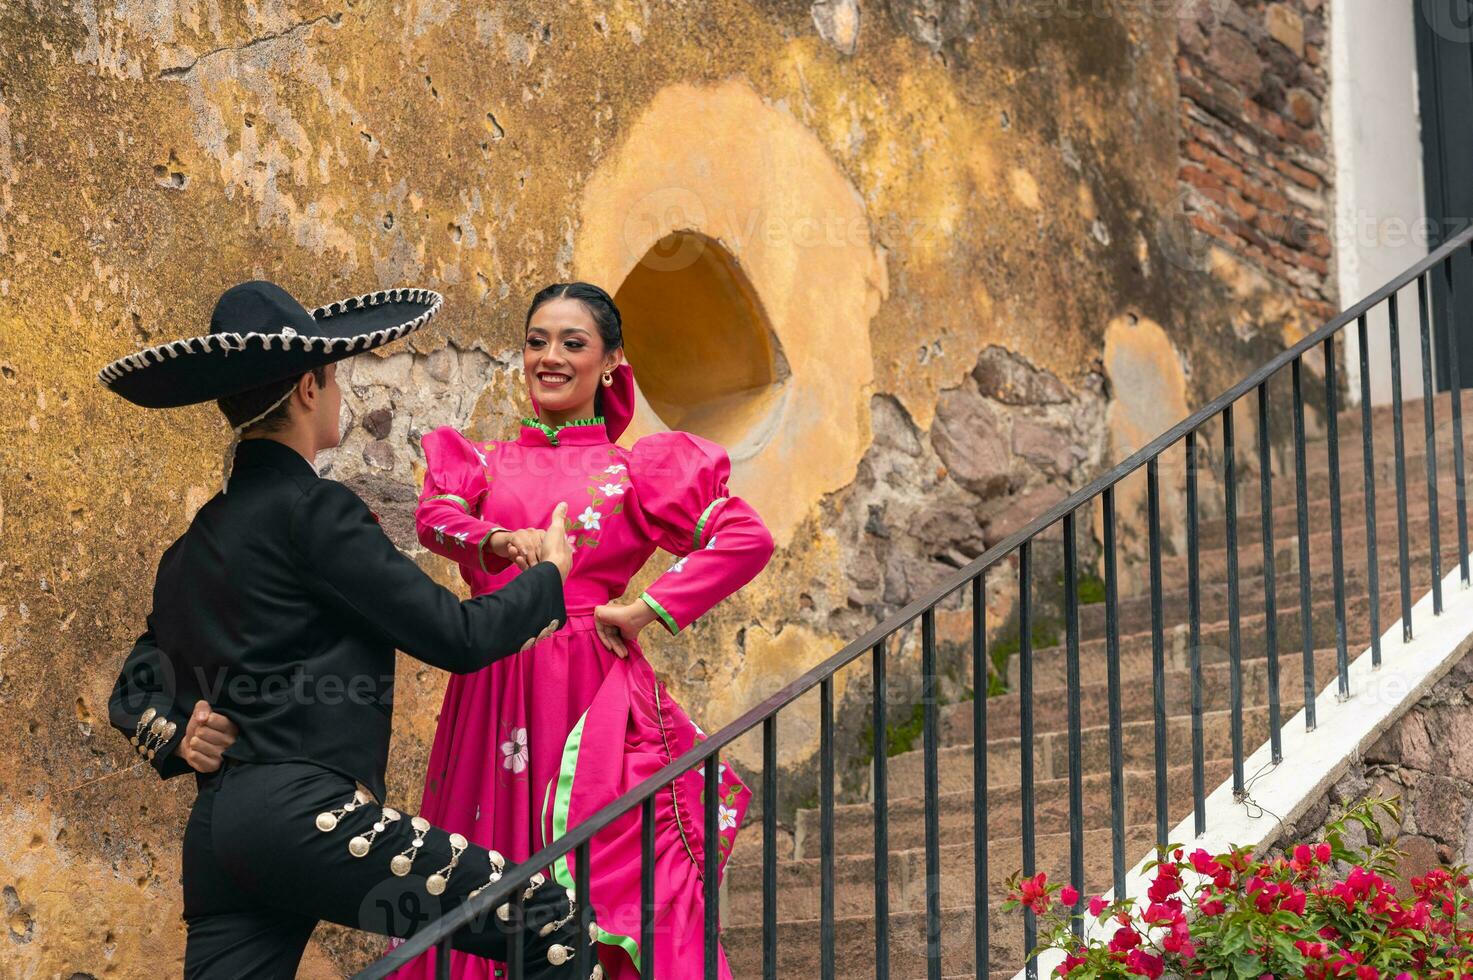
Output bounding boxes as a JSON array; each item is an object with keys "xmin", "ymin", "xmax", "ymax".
[{"xmin": 519, "ymin": 415, "xmax": 605, "ymax": 446}]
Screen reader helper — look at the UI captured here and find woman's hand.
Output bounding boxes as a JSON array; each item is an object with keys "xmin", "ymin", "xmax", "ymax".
[
  {"xmin": 591, "ymin": 600, "xmax": 658, "ymax": 660},
  {"xmin": 489, "ymin": 527, "xmax": 546, "ymax": 570},
  {"xmin": 177, "ymin": 699, "xmax": 239, "ymax": 773}
]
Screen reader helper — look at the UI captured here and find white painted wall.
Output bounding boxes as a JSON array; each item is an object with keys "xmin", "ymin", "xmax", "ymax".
[{"xmin": 1332, "ymin": 0, "xmax": 1431, "ymax": 404}]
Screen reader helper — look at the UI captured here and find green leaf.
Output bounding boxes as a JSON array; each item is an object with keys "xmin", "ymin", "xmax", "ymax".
[{"xmin": 1230, "ymin": 953, "xmax": 1263, "ymax": 977}]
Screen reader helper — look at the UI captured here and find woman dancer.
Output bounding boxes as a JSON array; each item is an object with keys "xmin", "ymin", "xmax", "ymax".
[{"xmin": 396, "ymin": 282, "xmax": 773, "ymax": 979}]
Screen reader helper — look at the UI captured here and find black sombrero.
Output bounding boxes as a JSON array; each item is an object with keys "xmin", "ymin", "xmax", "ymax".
[{"xmin": 98, "ymin": 280, "xmax": 443, "ymax": 409}]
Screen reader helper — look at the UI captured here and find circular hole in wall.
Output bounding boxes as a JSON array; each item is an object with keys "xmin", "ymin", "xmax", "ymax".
[{"xmin": 616, "ymin": 231, "xmax": 789, "ymax": 450}]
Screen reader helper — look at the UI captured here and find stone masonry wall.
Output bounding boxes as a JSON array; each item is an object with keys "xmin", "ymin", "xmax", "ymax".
[{"xmin": 1265, "ymin": 649, "xmax": 1473, "ymax": 894}]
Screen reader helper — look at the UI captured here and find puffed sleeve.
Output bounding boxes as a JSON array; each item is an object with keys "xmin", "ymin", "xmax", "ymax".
[
  {"xmin": 107, "ymin": 619, "xmax": 192, "ymax": 780},
  {"xmin": 628, "ymin": 432, "xmax": 774, "ymax": 634},
  {"xmin": 416, "ymin": 426, "xmax": 509, "ymax": 574}
]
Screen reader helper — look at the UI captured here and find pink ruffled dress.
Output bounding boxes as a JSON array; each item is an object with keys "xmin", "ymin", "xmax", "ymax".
[{"xmin": 391, "ymin": 365, "xmax": 773, "ymax": 979}]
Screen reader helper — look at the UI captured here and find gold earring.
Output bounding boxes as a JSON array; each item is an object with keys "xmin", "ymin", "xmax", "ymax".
[{"xmin": 601, "ymin": 370, "xmax": 613, "ymax": 387}]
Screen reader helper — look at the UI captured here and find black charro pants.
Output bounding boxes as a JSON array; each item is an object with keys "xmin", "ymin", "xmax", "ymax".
[{"xmin": 182, "ymin": 761, "xmax": 586, "ymax": 979}]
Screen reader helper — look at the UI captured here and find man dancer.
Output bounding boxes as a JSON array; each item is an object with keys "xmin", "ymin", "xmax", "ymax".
[{"xmin": 103, "ymin": 281, "xmax": 594, "ymax": 978}]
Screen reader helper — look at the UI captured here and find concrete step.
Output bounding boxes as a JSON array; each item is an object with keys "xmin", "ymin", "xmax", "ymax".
[
  {"xmin": 1335, "ymin": 391, "xmax": 1469, "ymax": 443},
  {"xmin": 1304, "ymin": 401, "xmax": 1471, "ymax": 479},
  {"xmin": 963, "ymin": 647, "xmax": 1338, "ymax": 742},
  {"xmin": 785, "ymin": 759, "xmax": 1234, "ymax": 859},
  {"xmin": 1080, "ymin": 541, "xmax": 1408, "ymax": 638},
  {"xmin": 886, "ymin": 702, "xmax": 1295, "ymax": 800},
  {"xmin": 1157, "ymin": 505, "xmax": 1456, "ymax": 591},
  {"xmin": 725, "ymin": 823, "xmax": 1154, "ymax": 928},
  {"xmin": 1018, "ymin": 577, "xmax": 1429, "ymax": 694},
  {"xmin": 724, "ymin": 903, "xmax": 1017, "ymax": 978},
  {"xmin": 1196, "ymin": 465, "xmax": 1465, "ymax": 551},
  {"xmin": 1199, "ymin": 460, "xmax": 1457, "ymax": 550}
]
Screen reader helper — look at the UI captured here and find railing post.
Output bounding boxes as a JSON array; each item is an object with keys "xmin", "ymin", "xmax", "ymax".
[
  {"xmin": 820, "ymin": 677, "xmax": 835, "ymax": 980},
  {"xmin": 1146, "ymin": 461, "xmax": 1169, "ymax": 844},
  {"xmin": 970, "ymin": 577, "xmax": 989, "ymax": 974},
  {"xmin": 506, "ymin": 891, "xmax": 524, "ymax": 980},
  {"xmin": 922, "ymin": 606, "xmax": 943, "ymax": 980},
  {"xmin": 1222, "ymin": 407, "xmax": 1245, "ymax": 799},
  {"xmin": 1390, "ymin": 291, "xmax": 1415, "ymax": 640},
  {"xmin": 1018, "ymin": 544, "xmax": 1037, "ymax": 980},
  {"xmin": 761, "ymin": 718, "xmax": 775, "ymax": 980},
  {"xmin": 1187, "ymin": 431, "xmax": 1206, "ymax": 836},
  {"xmin": 1255, "ymin": 382, "xmax": 1283, "ymax": 761},
  {"xmin": 704, "ymin": 755, "xmax": 719, "ymax": 980},
  {"xmin": 1291, "ymin": 358, "xmax": 1318, "ymax": 729},
  {"xmin": 1418, "ymin": 273, "xmax": 1444, "ymax": 615},
  {"xmin": 575, "ymin": 842, "xmax": 592, "ymax": 979},
  {"xmin": 872, "ymin": 639, "xmax": 891, "ymax": 980},
  {"xmin": 1444, "ymin": 253, "xmax": 1469, "ymax": 585},
  {"xmin": 1324, "ymin": 333, "xmax": 1351, "ymax": 699},
  {"xmin": 644, "ymin": 793, "xmax": 659, "ymax": 980},
  {"xmin": 1357, "ymin": 314, "xmax": 1383, "ymax": 666},
  {"xmin": 436, "ymin": 936, "xmax": 451, "ymax": 980},
  {"xmin": 1063, "ymin": 511, "xmax": 1086, "ymax": 937},
  {"xmin": 1102, "ymin": 488, "xmax": 1126, "ymax": 898}
]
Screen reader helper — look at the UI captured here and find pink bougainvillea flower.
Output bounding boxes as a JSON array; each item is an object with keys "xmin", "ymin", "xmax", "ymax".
[
  {"xmin": 1124, "ymin": 948, "xmax": 1164, "ymax": 979},
  {"xmin": 1019, "ymin": 872, "xmax": 1050, "ymax": 914}
]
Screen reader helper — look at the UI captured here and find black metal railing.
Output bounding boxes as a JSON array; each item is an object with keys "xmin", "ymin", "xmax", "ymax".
[{"xmin": 358, "ymin": 222, "xmax": 1473, "ymax": 980}]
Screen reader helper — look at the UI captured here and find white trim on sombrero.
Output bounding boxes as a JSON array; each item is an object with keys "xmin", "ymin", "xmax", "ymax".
[{"xmin": 95, "ymin": 288, "xmax": 444, "ymax": 387}]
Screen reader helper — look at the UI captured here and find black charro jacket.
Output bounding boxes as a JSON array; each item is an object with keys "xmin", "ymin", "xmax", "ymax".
[{"xmin": 107, "ymin": 438, "xmax": 565, "ymax": 800}]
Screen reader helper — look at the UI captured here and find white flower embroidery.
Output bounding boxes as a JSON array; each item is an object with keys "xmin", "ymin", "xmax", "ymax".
[
  {"xmin": 718, "ymin": 803, "xmax": 738, "ymax": 832},
  {"xmin": 604, "ymin": 463, "xmax": 627, "ymax": 474},
  {"xmin": 577, "ymin": 506, "xmax": 602, "ymax": 530},
  {"xmin": 500, "ymin": 728, "xmax": 529, "ymax": 774},
  {"xmin": 431, "ymin": 524, "xmax": 448, "ymax": 545},
  {"xmin": 668, "ymin": 555, "xmax": 689, "ymax": 574},
  {"xmin": 450, "ymin": 529, "xmax": 468, "ymax": 549},
  {"xmin": 472, "ymin": 446, "xmax": 489, "ymax": 467},
  {"xmin": 599, "ymin": 482, "xmax": 626, "ymax": 496},
  {"xmin": 705, "ymin": 534, "xmax": 718, "ymax": 550}
]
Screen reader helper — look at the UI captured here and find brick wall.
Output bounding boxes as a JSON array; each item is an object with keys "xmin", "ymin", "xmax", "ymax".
[{"xmin": 1178, "ymin": 0, "xmax": 1337, "ymax": 321}]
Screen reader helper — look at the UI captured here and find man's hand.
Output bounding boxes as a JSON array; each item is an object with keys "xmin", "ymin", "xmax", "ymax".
[
  {"xmin": 177, "ymin": 699, "xmax": 239, "ymax": 773},
  {"xmin": 540, "ymin": 502, "xmax": 574, "ymax": 582}
]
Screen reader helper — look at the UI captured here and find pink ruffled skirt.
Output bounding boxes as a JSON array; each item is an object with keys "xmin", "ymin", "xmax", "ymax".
[{"xmin": 389, "ymin": 616, "xmax": 748, "ymax": 979}]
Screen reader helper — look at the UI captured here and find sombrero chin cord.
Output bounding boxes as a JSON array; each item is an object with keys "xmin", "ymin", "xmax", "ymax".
[{"xmin": 221, "ymin": 387, "xmax": 294, "ymax": 493}]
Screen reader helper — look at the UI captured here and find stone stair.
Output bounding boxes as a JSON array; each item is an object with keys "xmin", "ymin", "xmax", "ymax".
[{"xmin": 720, "ymin": 393, "xmax": 1473, "ymax": 978}]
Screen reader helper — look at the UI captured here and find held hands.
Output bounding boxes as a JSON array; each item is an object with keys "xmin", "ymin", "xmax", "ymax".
[
  {"xmin": 489, "ymin": 528, "xmax": 545, "ymax": 569},
  {"xmin": 177, "ymin": 699, "xmax": 240, "ymax": 773},
  {"xmin": 591, "ymin": 600, "xmax": 657, "ymax": 660},
  {"xmin": 490, "ymin": 503, "xmax": 575, "ymax": 581}
]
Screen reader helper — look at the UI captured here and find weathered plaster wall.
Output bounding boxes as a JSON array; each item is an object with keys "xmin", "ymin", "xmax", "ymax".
[{"xmin": 0, "ymin": 1, "xmax": 1334, "ymax": 974}]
